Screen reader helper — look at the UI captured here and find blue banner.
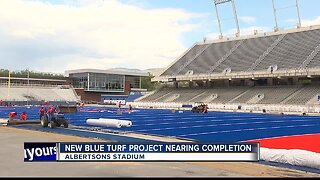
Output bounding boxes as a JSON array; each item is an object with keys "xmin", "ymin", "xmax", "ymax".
[{"xmin": 59, "ymin": 142, "xmax": 259, "ymax": 153}]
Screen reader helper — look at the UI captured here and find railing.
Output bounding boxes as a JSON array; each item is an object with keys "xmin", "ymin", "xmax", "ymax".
[
  {"xmin": 207, "ymin": 40, "xmax": 244, "ymax": 73},
  {"xmin": 0, "ymin": 83, "xmax": 64, "ymax": 88},
  {"xmin": 130, "ymin": 101, "xmax": 320, "ymax": 114},
  {"xmin": 155, "ymin": 67, "xmax": 320, "ymax": 82},
  {"xmin": 248, "ymin": 34, "xmax": 286, "ymax": 71},
  {"xmin": 300, "ymin": 43, "xmax": 320, "ymax": 68},
  {"xmin": 175, "ymin": 44, "xmax": 212, "ymax": 75}
]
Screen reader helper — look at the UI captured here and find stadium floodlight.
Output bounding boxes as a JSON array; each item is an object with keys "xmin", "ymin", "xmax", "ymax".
[
  {"xmin": 213, "ymin": 0, "xmax": 240, "ymax": 37},
  {"xmin": 272, "ymin": 0, "xmax": 302, "ymax": 30},
  {"xmin": 272, "ymin": 0, "xmax": 279, "ymax": 32},
  {"xmin": 296, "ymin": 0, "xmax": 302, "ymax": 28},
  {"xmin": 214, "ymin": 0, "xmax": 232, "ymax": 5}
]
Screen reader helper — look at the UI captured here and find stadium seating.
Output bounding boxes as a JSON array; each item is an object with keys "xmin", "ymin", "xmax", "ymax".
[
  {"xmin": 142, "ymin": 27, "xmax": 320, "ymax": 110},
  {"xmin": 308, "ymin": 50, "xmax": 320, "ymax": 68},
  {"xmin": 137, "ymin": 86, "xmax": 320, "ymax": 105},
  {"xmin": 165, "ymin": 88, "xmax": 207, "ymax": 103},
  {"xmin": 255, "ymin": 30, "xmax": 320, "ymax": 70},
  {"xmin": 284, "ymin": 85, "xmax": 320, "ymax": 105},
  {"xmin": 161, "ymin": 44, "xmax": 209, "ymax": 76},
  {"xmin": 0, "ymin": 86, "xmax": 80, "ymax": 103},
  {"xmin": 160, "ymin": 29, "xmax": 320, "ymax": 76},
  {"xmin": 230, "ymin": 86, "xmax": 299, "ymax": 104},
  {"xmin": 138, "ymin": 88, "xmax": 172, "ymax": 102}
]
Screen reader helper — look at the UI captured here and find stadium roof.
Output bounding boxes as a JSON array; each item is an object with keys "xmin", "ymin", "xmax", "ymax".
[{"xmin": 65, "ymin": 68, "xmax": 149, "ymax": 77}]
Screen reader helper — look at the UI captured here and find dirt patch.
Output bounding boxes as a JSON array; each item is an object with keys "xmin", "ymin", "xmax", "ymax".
[
  {"xmin": 1, "ymin": 126, "xmax": 319, "ymax": 177},
  {"xmin": 0, "ymin": 126, "xmax": 108, "ymax": 142}
]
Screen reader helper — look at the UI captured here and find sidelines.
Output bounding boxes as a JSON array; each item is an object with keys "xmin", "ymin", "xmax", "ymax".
[
  {"xmin": 15, "ymin": 124, "xmax": 161, "ymax": 143},
  {"xmin": 0, "ymin": 106, "xmax": 319, "ymax": 143}
]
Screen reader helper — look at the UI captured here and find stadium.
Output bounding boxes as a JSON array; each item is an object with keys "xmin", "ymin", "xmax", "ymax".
[
  {"xmin": 135, "ymin": 25, "xmax": 320, "ymax": 113},
  {"xmin": 0, "ymin": 0, "xmax": 320, "ymax": 178}
]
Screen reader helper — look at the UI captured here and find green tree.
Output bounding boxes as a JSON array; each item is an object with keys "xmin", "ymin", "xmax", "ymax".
[
  {"xmin": 0, "ymin": 69, "xmax": 64, "ymax": 79},
  {"xmin": 141, "ymin": 73, "xmax": 160, "ymax": 91}
]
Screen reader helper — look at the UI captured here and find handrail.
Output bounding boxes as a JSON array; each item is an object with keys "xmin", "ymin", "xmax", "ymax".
[
  {"xmin": 248, "ymin": 34, "xmax": 286, "ymax": 71},
  {"xmin": 300, "ymin": 43, "xmax": 320, "ymax": 68},
  {"xmin": 207, "ymin": 40, "xmax": 244, "ymax": 73}
]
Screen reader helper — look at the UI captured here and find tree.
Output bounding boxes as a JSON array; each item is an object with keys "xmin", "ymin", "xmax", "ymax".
[
  {"xmin": 0, "ymin": 69, "xmax": 64, "ymax": 79},
  {"xmin": 141, "ymin": 73, "xmax": 160, "ymax": 91}
]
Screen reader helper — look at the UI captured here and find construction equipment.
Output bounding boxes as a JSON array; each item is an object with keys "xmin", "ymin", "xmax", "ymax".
[{"xmin": 40, "ymin": 112, "xmax": 69, "ymax": 129}]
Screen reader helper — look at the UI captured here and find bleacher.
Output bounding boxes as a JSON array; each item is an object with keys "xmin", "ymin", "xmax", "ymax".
[
  {"xmin": 255, "ymin": 30, "xmax": 320, "ymax": 70},
  {"xmin": 308, "ymin": 50, "xmax": 320, "ymax": 68},
  {"xmin": 160, "ymin": 28, "xmax": 320, "ymax": 76},
  {"xmin": 163, "ymin": 88, "xmax": 207, "ymax": 103},
  {"xmin": 0, "ymin": 85, "xmax": 80, "ymax": 103},
  {"xmin": 284, "ymin": 85, "xmax": 320, "ymax": 105},
  {"xmin": 230, "ymin": 86, "xmax": 300, "ymax": 104},
  {"xmin": 137, "ymin": 86, "xmax": 320, "ymax": 106}
]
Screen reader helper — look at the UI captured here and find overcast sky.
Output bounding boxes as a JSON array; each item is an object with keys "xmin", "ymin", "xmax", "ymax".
[{"xmin": 1, "ymin": 0, "xmax": 320, "ymax": 74}]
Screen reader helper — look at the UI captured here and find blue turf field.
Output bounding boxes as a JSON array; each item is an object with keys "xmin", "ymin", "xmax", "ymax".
[{"xmin": 1, "ymin": 106, "xmax": 320, "ymax": 142}]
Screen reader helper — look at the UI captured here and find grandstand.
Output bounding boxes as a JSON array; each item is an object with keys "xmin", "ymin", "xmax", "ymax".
[
  {"xmin": 0, "ymin": 85, "xmax": 80, "ymax": 105},
  {"xmin": 0, "ymin": 73, "xmax": 80, "ymax": 105},
  {"xmin": 134, "ymin": 25, "xmax": 320, "ymax": 113}
]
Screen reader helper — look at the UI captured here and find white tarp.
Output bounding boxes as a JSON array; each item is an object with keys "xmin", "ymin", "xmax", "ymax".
[{"xmin": 260, "ymin": 148, "xmax": 320, "ymax": 169}]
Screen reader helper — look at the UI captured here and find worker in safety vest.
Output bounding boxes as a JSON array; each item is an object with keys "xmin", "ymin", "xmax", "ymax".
[
  {"xmin": 9, "ymin": 112, "xmax": 17, "ymax": 121},
  {"xmin": 47, "ymin": 106, "xmax": 55, "ymax": 121},
  {"xmin": 20, "ymin": 112, "xmax": 27, "ymax": 121},
  {"xmin": 39, "ymin": 106, "xmax": 46, "ymax": 120}
]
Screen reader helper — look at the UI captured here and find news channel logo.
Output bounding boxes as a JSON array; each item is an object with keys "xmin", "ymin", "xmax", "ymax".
[{"xmin": 24, "ymin": 142, "xmax": 57, "ymax": 162}]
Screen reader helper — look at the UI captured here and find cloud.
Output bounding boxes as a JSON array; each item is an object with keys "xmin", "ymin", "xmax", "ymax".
[
  {"xmin": 302, "ymin": 16, "xmax": 320, "ymax": 27},
  {"xmin": 239, "ymin": 16, "xmax": 256, "ymax": 24},
  {"xmin": 0, "ymin": 0, "xmax": 204, "ymax": 73}
]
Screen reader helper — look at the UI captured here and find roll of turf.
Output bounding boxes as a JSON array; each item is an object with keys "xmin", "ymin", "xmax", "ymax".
[
  {"xmin": 86, "ymin": 119, "xmax": 122, "ymax": 128},
  {"xmin": 99, "ymin": 118, "xmax": 132, "ymax": 128}
]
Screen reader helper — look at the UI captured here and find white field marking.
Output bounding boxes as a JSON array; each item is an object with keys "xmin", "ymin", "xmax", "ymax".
[
  {"xmin": 72, "ymin": 113, "xmax": 317, "ymax": 125},
  {"xmin": 126, "ymin": 115, "xmax": 287, "ymax": 123},
  {"xmin": 131, "ymin": 119, "xmax": 315, "ymax": 128},
  {"xmin": 134, "ymin": 121, "xmax": 315, "ymax": 132},
  {"xmin": 73, "ymin": 117, "xmax": 311, "ymax": 128},
  {"xmin": 178, "ymin": 124, "xmax": 317, "ymax": 137}
]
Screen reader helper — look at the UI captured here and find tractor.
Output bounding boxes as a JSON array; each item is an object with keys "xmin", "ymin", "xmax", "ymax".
[{"xmin": 40, "ymin": 112, "xmax": 69, "ymax": 129}]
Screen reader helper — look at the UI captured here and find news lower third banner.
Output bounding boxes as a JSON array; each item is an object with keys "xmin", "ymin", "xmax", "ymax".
[{"xmin": 24, "ymin": 142, "xmax": 260, "ymax": 162}]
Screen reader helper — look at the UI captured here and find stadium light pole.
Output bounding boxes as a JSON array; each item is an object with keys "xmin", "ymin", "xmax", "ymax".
[
  {"xmin": 213, "ymin": 0, "xmax": 240, "ymax": 37},
  {"xmin": 7, "ymin": 70, "xmax": 10, "ymax": 97},
  {"xmin": 296, "ymin": 0, "xmax": 302, "ymax": 28},
  {"xmin": 231, "ymin": 0, "xmax": 240, "ymax": 37},
  {"xmin": 272, "ymin": 0, "xmax": 279, "ymax": 32},
  {"xmin": 213, "ymin": 2, "xmax": 223, "ymax": 39},
  {"xmin": 27, "ymin": 69, "xmax": 30, "ymax": 106}
]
